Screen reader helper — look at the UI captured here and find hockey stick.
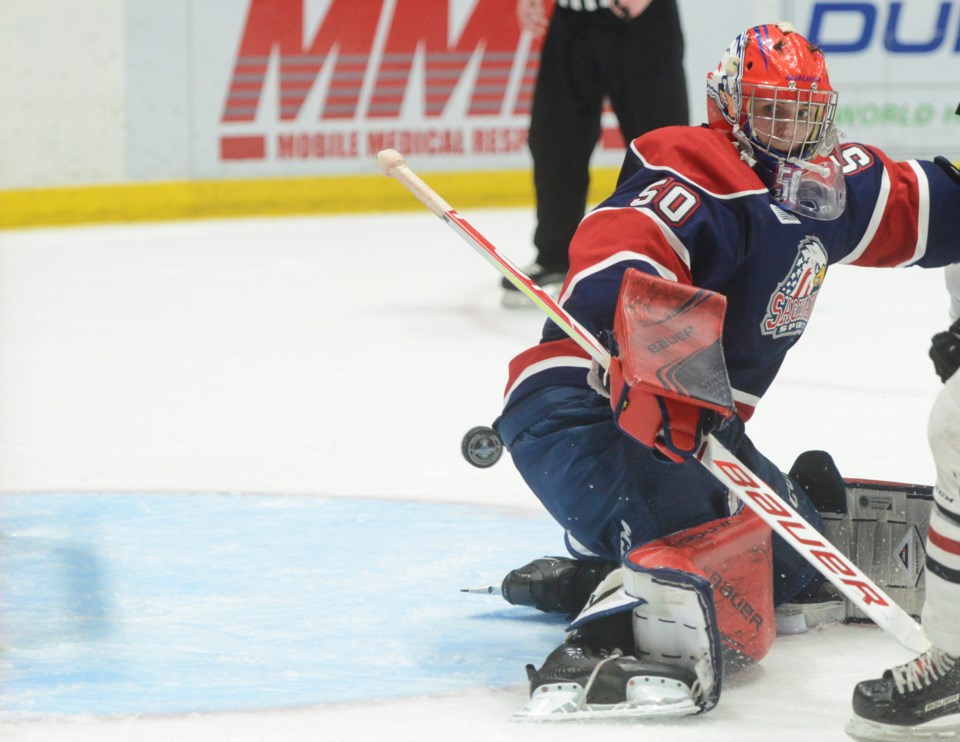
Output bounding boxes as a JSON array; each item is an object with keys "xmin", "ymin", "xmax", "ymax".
[
  {"xmin": 377, "ymin": 148, "xmax": 928, "ymax": 654},
  {"xmin": 376, "ymin": 150, "xmax": 606, "ymax": 359}
]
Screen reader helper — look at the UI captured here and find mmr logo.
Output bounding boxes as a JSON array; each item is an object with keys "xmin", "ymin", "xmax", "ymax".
[{"xmin": 221, "ymin": 0, "xmax": 534, "ymax": 123}]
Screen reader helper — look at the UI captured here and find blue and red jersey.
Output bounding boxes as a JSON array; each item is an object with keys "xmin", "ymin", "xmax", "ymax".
[{"xmin": 503, "ymin": 125, "xmax": 960, "ymax": 420}]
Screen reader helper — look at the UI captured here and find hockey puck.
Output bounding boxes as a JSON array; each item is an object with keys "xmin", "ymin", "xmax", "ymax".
[{"xmin": 461, "ymin": 426, "xmax": 503, "ymax": 468}]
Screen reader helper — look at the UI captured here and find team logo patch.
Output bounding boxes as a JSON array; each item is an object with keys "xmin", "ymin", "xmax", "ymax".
[{"xmin": 761, "ymin": 237, "xmax": 828, "ymax": 338}]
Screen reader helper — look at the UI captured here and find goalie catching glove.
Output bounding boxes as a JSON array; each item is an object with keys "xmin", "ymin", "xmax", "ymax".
[
  {"xmin": 607, "ymin": 270, "xmax": 737, "ymax": 462},
  {"xmin": 609, "ymin": 357, "xmax": 727, "ymax": 461}
]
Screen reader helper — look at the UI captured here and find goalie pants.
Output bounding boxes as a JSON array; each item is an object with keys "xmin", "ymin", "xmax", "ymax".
[{"xmin": 494, "ymin": 385, "xmax": 823, "ymax": 606}]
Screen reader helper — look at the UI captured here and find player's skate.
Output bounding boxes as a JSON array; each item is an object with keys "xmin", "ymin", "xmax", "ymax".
[
  {"xmin": 499, "ymin": 556, "xmax": 617, "ymax": 614},
  {"xmin": 846, "ymin": 646, "xmax": 960, "ymax": 741},
  {"xmin": 501, "ymin": 262, "xmax": 565, "ymax": 308},
  {"xmin": 516, "ymin": 614, "xmax": 702, "ymax": 721}
]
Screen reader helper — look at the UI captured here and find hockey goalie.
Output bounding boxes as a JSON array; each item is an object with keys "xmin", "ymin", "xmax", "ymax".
[
  {"xmin": 510, "ymin": 270, "xmax": 757, "ymax": 718},
  {"xmin": 487, "ymin": 21, "xmax": 960, "ymax": 724},
  {"xmin": 497, "ymin": 268, "xmax": 931, "ymax": 720}
]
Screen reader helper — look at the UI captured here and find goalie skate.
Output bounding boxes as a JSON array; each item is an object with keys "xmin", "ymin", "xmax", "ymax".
[{"xmin": 513, "ymin": 621, "xmax": 702, "ymax": 721}]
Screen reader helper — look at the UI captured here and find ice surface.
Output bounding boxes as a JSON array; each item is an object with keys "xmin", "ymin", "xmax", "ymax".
[{"xmin": 0, "ymin": 208, "xmax": 948, "ymax": 740}]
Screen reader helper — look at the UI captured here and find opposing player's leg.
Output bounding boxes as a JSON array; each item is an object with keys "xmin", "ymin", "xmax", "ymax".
[{"xmin": 847, "ymin": 373, "xmax": 960, "ymax": 740}]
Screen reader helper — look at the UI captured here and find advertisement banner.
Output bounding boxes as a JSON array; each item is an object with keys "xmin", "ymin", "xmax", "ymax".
[
  {"xmin": 184, "ymin": 0, "xmax": 632, "ymax": 178},
  {"xmin": 798, "ymin": 0, "xmax": 960, "ymax": 159},
  {"xmin": 125, "ymin": 0, "xmax": 960, "ymax": 182}
]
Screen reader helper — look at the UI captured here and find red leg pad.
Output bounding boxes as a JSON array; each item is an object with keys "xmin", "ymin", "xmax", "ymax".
[{"xmin": 625, "ymin": 512, "xmax": 775, "ymax": 663}]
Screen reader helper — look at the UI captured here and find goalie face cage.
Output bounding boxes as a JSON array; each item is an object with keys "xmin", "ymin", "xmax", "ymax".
[
  {"xmin": 705, "ymin": 23, "xmax": 845, "ymax": 220},
  {"xmin": 742, "ymin": 84, "xmax": 837, "ymax": 161}
]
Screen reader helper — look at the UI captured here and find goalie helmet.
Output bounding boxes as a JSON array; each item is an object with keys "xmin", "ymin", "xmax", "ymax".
[{"xmin": 706, "ymin": 22, "xmax": 845, "ymax": 220}]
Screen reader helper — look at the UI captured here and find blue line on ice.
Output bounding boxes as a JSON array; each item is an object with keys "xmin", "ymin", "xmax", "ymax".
[{"xmin": 0, "ymin": 494, "xmax": 567, "ymax": 718}]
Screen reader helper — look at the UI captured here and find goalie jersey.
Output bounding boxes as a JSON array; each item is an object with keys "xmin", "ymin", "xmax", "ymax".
[{"xmin": 502, "ymin": 125, "xmax": 960, "ymax": 420}]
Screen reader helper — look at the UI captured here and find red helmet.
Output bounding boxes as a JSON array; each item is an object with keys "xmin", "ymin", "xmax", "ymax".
[{"xmin": 706, "ymin": 23, "xmax": 844, "ymax": 219}]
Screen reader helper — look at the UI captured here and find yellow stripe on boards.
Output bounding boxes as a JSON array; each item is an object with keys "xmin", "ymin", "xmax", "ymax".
[{"xmin": 0, "ymin": 168, "xmax": 622, "ymax": 229}]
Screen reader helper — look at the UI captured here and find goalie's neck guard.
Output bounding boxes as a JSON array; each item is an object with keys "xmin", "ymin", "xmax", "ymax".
[{"xmin": 743, "ymin": 128, "xmax": 846, "ymax": 221}]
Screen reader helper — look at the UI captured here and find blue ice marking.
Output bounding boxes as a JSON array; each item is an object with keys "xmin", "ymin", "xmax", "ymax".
[{"xmin": 0, "ymin": 494, "xmax": 566, "ymax": 718}]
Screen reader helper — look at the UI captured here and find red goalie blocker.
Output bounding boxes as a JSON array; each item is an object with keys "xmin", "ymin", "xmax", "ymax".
[
  {"xmin": 626, "ymin": 511, "xmax": 776, "ymax": 664},
  {"xmin": 609, "ymin": 269, "xmax": 737, "ymax": 460}
]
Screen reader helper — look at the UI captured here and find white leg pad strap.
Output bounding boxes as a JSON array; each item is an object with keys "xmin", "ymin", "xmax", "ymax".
[
  {"xmin": 622, "ymin": 564, "xmax": 722, "ymax": 711},
  {"xmin": 567, "ymin": 562, "xmax": 722, "ymax": 712}
]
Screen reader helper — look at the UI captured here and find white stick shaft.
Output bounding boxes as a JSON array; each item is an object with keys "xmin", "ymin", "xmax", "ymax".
[
  {"xmin": 701, "ymin": 438, "xmax": 927, "ymax": 653},
  {"xmin": 377, "ymin": 148, "xmax": 926, "ymax": 654},
  {"xmin": 377, "ymin": 149, "xmax": 610, "ymax": 366}
]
